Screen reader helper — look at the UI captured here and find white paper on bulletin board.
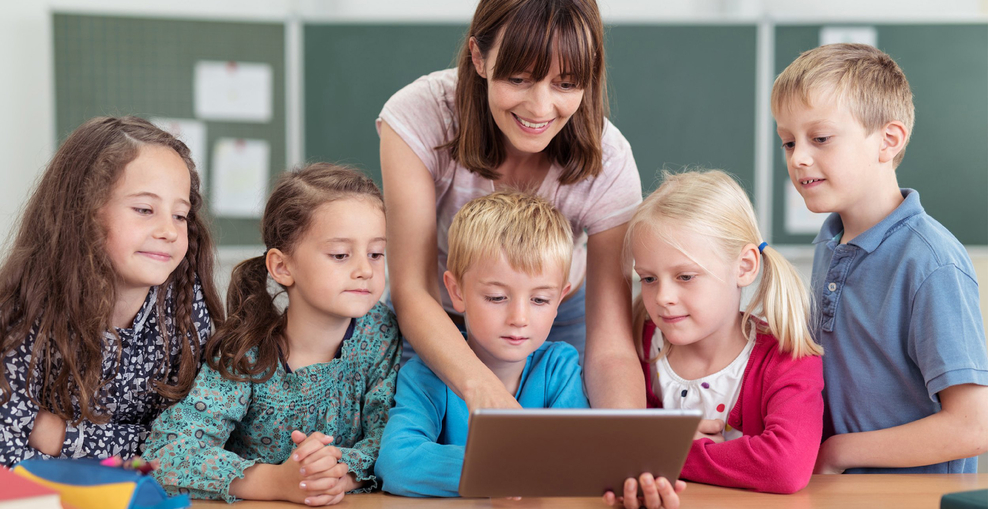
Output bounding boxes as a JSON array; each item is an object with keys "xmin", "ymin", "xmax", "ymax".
[
  {"xmin": 820, "ymin": 26, "xmax": 877, "ymax": 47},
  {"xmin": 150, "ymin": 117, "xmax": 207, "ymax": 181},
  {"xmin": 785, "ymin": 182, "xmax": 829, "ymax": 235},
  {"xmin": 211, "ymin": 138, "xmax": 269, "ymax": 218},
  {"xmin": 194, "ymin": 61, "xmax": 272, "ymax": 123}
]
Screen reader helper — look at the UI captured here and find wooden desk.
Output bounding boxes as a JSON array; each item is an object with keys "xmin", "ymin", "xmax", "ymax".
[{"xmin": 191, "ymin": 474, "xmax": 987, "ymax": 508}]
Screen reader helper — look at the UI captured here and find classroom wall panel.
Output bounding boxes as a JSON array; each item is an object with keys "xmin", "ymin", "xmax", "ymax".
[
  {"xmin": 303, "ymin": 24, "xmax": 467, "ymax": 184},
  {"xmin": 606, "ymin": 25, "xmax": 758, "ymax": 196},
  {"xmin": 53, "ymin": 14, "xmax": 286, "ymax": 246},
  {"xmin": 773, "ymin": 24, "xmax": 988, "ymax": 245},
  {"xmin": 303, "ymin": 24, "xmax": 759, "ymax": 202}
]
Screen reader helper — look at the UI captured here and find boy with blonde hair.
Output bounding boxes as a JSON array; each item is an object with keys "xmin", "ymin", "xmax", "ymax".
[
  {"xmin": 374, "ymin": 191, "xmax": 589, "ymax": 497},
  {"xmin": 773, "ymin": 43, "xmax": 988, "ymax": 474}
]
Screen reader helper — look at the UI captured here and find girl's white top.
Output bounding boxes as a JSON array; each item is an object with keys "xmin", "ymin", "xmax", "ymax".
[{"xmin": 647, "ymin": 322, "xmax": 757, "ymax": 441}]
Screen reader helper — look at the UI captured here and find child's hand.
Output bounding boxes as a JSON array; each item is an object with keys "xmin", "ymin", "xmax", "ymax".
[
  {"xmin": 602, "ymin": 473, "xmax": 686, "ymax": 509},
  {"xmin": 290, "ymin": 430, "xmax": 351, "ymax": 506},
  {"xmin": 693, "ymin": 419, "xmax": 726, "ymax": 443},
  {"xmin": 28, "ymin": 409, "xmax": 66, "ymax": 456}
]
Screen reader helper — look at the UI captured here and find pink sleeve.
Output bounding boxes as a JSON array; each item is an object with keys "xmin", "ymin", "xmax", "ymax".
[
  {"xmin": 581, "ymin": 121, "xmax": 642, "ymax": 236},
  {"xmin": 376, "ymin": 71, "xmax": 454, "ymax": 179},
  {"xmin": 679, "ymin": 352, "xmax": 824, "ymax": 494}
]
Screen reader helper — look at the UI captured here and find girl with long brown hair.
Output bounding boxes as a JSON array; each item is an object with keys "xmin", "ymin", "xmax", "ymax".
[
  {"xmin": 0, "ymin": 116, "xmax": 223, "ymax": 465},
  {"xmin": 378, "ymin": 0, "xmax": 644, "ymax": 418},
  {"xmin": 144, "ymin": 164, "xmax": 401, "ymax": 506}
]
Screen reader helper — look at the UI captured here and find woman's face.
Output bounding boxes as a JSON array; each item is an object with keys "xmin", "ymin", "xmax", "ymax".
[{"xmin": 471, "ymin": 37, "xmax": 586, "ymax": 157}]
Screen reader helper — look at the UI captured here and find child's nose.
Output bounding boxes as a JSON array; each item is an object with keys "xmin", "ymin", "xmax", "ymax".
[
  {"xmin": 508, "ymin": 301, "xmax": 528, "ymax": 327},
  {"xmin": 155, "ymin": 217, "xmax": 179, "ymax": 241},
  {"xmin": 790, "ymin": 142, "xmax": 812, "ymax": 167},
  {"xmin": 352, "ymin": 254, "xmax": 373, "ymax": 279}
]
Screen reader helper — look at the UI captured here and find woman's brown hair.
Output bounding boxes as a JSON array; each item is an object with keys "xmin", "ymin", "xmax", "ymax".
[
  {"xmin": 446, "ymin": 0, "xmax": 606, "ymax": 185},
  {"xmin": 205, "ymin": 163, "xmax": 384, "ymax": 382},
  {"xmin": 0, "ymin": 116, "xmax": 224, "ymax": 424}
]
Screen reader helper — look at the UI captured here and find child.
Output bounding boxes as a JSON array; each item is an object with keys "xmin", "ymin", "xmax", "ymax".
[
  {"xmin": 616, "ymin": 170, "xmax": 824, "ymax": 499},
  {"xmin": 144, "ymin": 163, "xmax": 401, "ymax": 506},
  {"xmin": 773, "ymin": 43, "xmax": 988, "ymax": 474},
  {"xmin": 0, "ymin": 116, "xmax": 223, "ymax": 466},
  {"xmin": 374, "ymin": 191, "xmax": 592, "ymax": 497}
]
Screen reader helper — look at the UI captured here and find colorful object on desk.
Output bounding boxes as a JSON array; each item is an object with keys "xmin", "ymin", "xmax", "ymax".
[
  {"xmin": 13, "ymin": 458, "xmax": 188, "ymax": 509},
  {"xmin": 100, "ymin": 455, "xmax": 158, "ymax": 475},
  {"xmin": 0, "ymin": 466, "xmax": 61, "ymax": 508}
]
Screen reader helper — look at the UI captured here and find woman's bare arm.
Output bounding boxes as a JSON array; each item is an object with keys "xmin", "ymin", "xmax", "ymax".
[
  {"xmin": 584, "ymin": 224, "xmax": 646, "ymax": 408},
  {"xmin": 379, "ymin": 121, "xmax": 519, "ymax": 412}
]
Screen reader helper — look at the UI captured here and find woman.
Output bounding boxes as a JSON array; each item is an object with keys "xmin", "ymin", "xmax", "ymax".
[{"xmin": 378, "ymin": 0, "xmax": 643, "ymax": 414}]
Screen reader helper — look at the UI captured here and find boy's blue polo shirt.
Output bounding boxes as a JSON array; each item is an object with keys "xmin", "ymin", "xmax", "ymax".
[{"xmin": 811, "ymin": 189, "xmax": 988, "ymax": 474}]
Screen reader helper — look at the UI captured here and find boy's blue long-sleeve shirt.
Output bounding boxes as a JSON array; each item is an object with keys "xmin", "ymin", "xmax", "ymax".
[{"xmin": 375, "ymin": 341, "xmax": 589, "ymax": 497}]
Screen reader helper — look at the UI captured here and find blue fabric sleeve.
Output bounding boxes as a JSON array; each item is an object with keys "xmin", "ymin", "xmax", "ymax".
[
  {"xmin": 908, "ymin": 265, "xmax": 988, "ymax": 401},
  {"xmin": 544, "ymin": 343, "xmax": 590, "ymax": 409},
  {"xmin": 374, "ymin": 358, "xmax": 464, "ymax": 497}
]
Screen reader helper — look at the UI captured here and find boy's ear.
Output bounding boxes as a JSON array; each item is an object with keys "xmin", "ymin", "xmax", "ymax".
[
  {"xmin": 443, "ymin": 270, "xmax": 468, "ymax": 314},
  {"xmin": 737, "ymin": 243, "xmax": 760, "ymax": 288},
  {"xmin": 878, "ymin": 120, "xmax": 908, "ymax": 164},
  {"xmin": 560, "ymin": 282, "xmax": 572, "ymax": 301},
  {"xmin": 468, "ymin": 37, "xmax": 487, "ymax": 79},
  {"xmin": 266, "ymin": 248, "xmax": 294, "ymax": 287}
]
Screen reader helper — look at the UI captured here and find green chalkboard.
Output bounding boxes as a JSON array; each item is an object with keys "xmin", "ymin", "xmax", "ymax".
[
  {"xmin": 773, "ymin": 24, "xmax": 988, "ymax": 245},
  {"xmin": 303, "ymin": 24, "xmax": 758, "ymax": 200},
  {"xmin": 606, "ymin": 25, "xmax": 757, "ymax": 196},
  {"xmin": 53, "ymin": 14, "xmax": 286, "ymax": 246},
  {"xmin": 304, "ymin": 24, "xmax": 467, "ymax": 184}
]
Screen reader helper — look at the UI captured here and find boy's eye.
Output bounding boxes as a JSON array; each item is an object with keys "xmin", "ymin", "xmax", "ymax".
[
  {"xmin": 485, "ymin": 295, "xmax": 506, "ymax": 303},
  {"xmin": 639, "ymin": 276, "xmax": 656, "ymax": 284},
  {"xmin": 813, "ymin": 136, "xmax": 831, "ymax": 143},
  {"xmin": 330, "ymin": 253, "xmax": 348, "ymax": 261},
  {"xmin": 369, "ymin": 252, "xmax": 385, "ymax": 260},
  {"xmin": 532, "ymin": 297, "xmax": 550, "ymax": 305},
  {"xmin": 677, "ymin": 274, "xmax": 695, "ymax": 282},
  {"xmin": 781, "ymin": 141, "xmax": 795, "ymax": 150},
  {"xmin": 133, "ymin": 207, "xmax": 152, "ymax": 215}
]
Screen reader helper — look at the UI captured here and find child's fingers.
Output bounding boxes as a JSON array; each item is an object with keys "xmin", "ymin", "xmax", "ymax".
[
  {"xmin": 292, "ymin": 434, "xmax": 334, "ymax": 463},
  {"xmin": 602, "ymin": 491, "xmax": 619, "ymax": 507},
  {"xmin": 639, "ymin": 473, "xmax": 662, "ymax": 509},
  {"xmin": 654, "ymin": 477, "xmax": 681, "ymax": 509},
  {"xmin": 622, "ymin": 477, "xmax": 641, "ymax": 509},
  {"xmin": 302, "ymin": 492, "xmax": 343, "ymax": 507},
  {"xmin": 696, "ymin": 419, "xmax": 725, "ymax": 434},
  {"xmin": 299, "ymin": 475, "xmax": 340, "ymax": 493},
  {"xmin": 673, "ymin": 480, "xmax": 687, "ymax": 494},
  {"xmin": 301, "ymin": 455, "xmax": 346, "ymax": 479},
  {"xmin": 300, "ymin": 445, "xmax": 342, "ymax": 469},
  {"xmin": 291, "ymin": 430, "xmax": 308, "ymax": 445}
]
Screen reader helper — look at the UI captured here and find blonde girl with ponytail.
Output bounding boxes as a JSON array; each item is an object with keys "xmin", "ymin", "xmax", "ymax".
[{"xmin": 617, "ymin": 170, "xmax": 823, "ymax": 501}]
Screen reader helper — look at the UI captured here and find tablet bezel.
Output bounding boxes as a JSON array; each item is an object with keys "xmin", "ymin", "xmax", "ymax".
[{"xmin": 458, "ymin": 408, "xmax": 703, "ymax": 498}]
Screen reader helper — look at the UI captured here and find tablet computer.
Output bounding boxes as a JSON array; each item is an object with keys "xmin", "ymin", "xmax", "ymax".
[{"xmin": 458, "ymin": 408, "xmax": 702, "ymax": 498}]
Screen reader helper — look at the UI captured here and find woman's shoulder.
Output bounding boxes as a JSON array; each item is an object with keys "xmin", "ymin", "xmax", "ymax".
[
  {"xmin": 599, "ymin": 117, "xmax": 636, "ymax": 170},
  {"xmin": 380, "ymin": 68, "xmax": 457, "ymax": 126}
]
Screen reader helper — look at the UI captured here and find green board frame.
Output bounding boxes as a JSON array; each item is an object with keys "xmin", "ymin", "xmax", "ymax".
[{"xmin": 54, "ymin": 13, "xmax": 286, "ymax": 246}]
